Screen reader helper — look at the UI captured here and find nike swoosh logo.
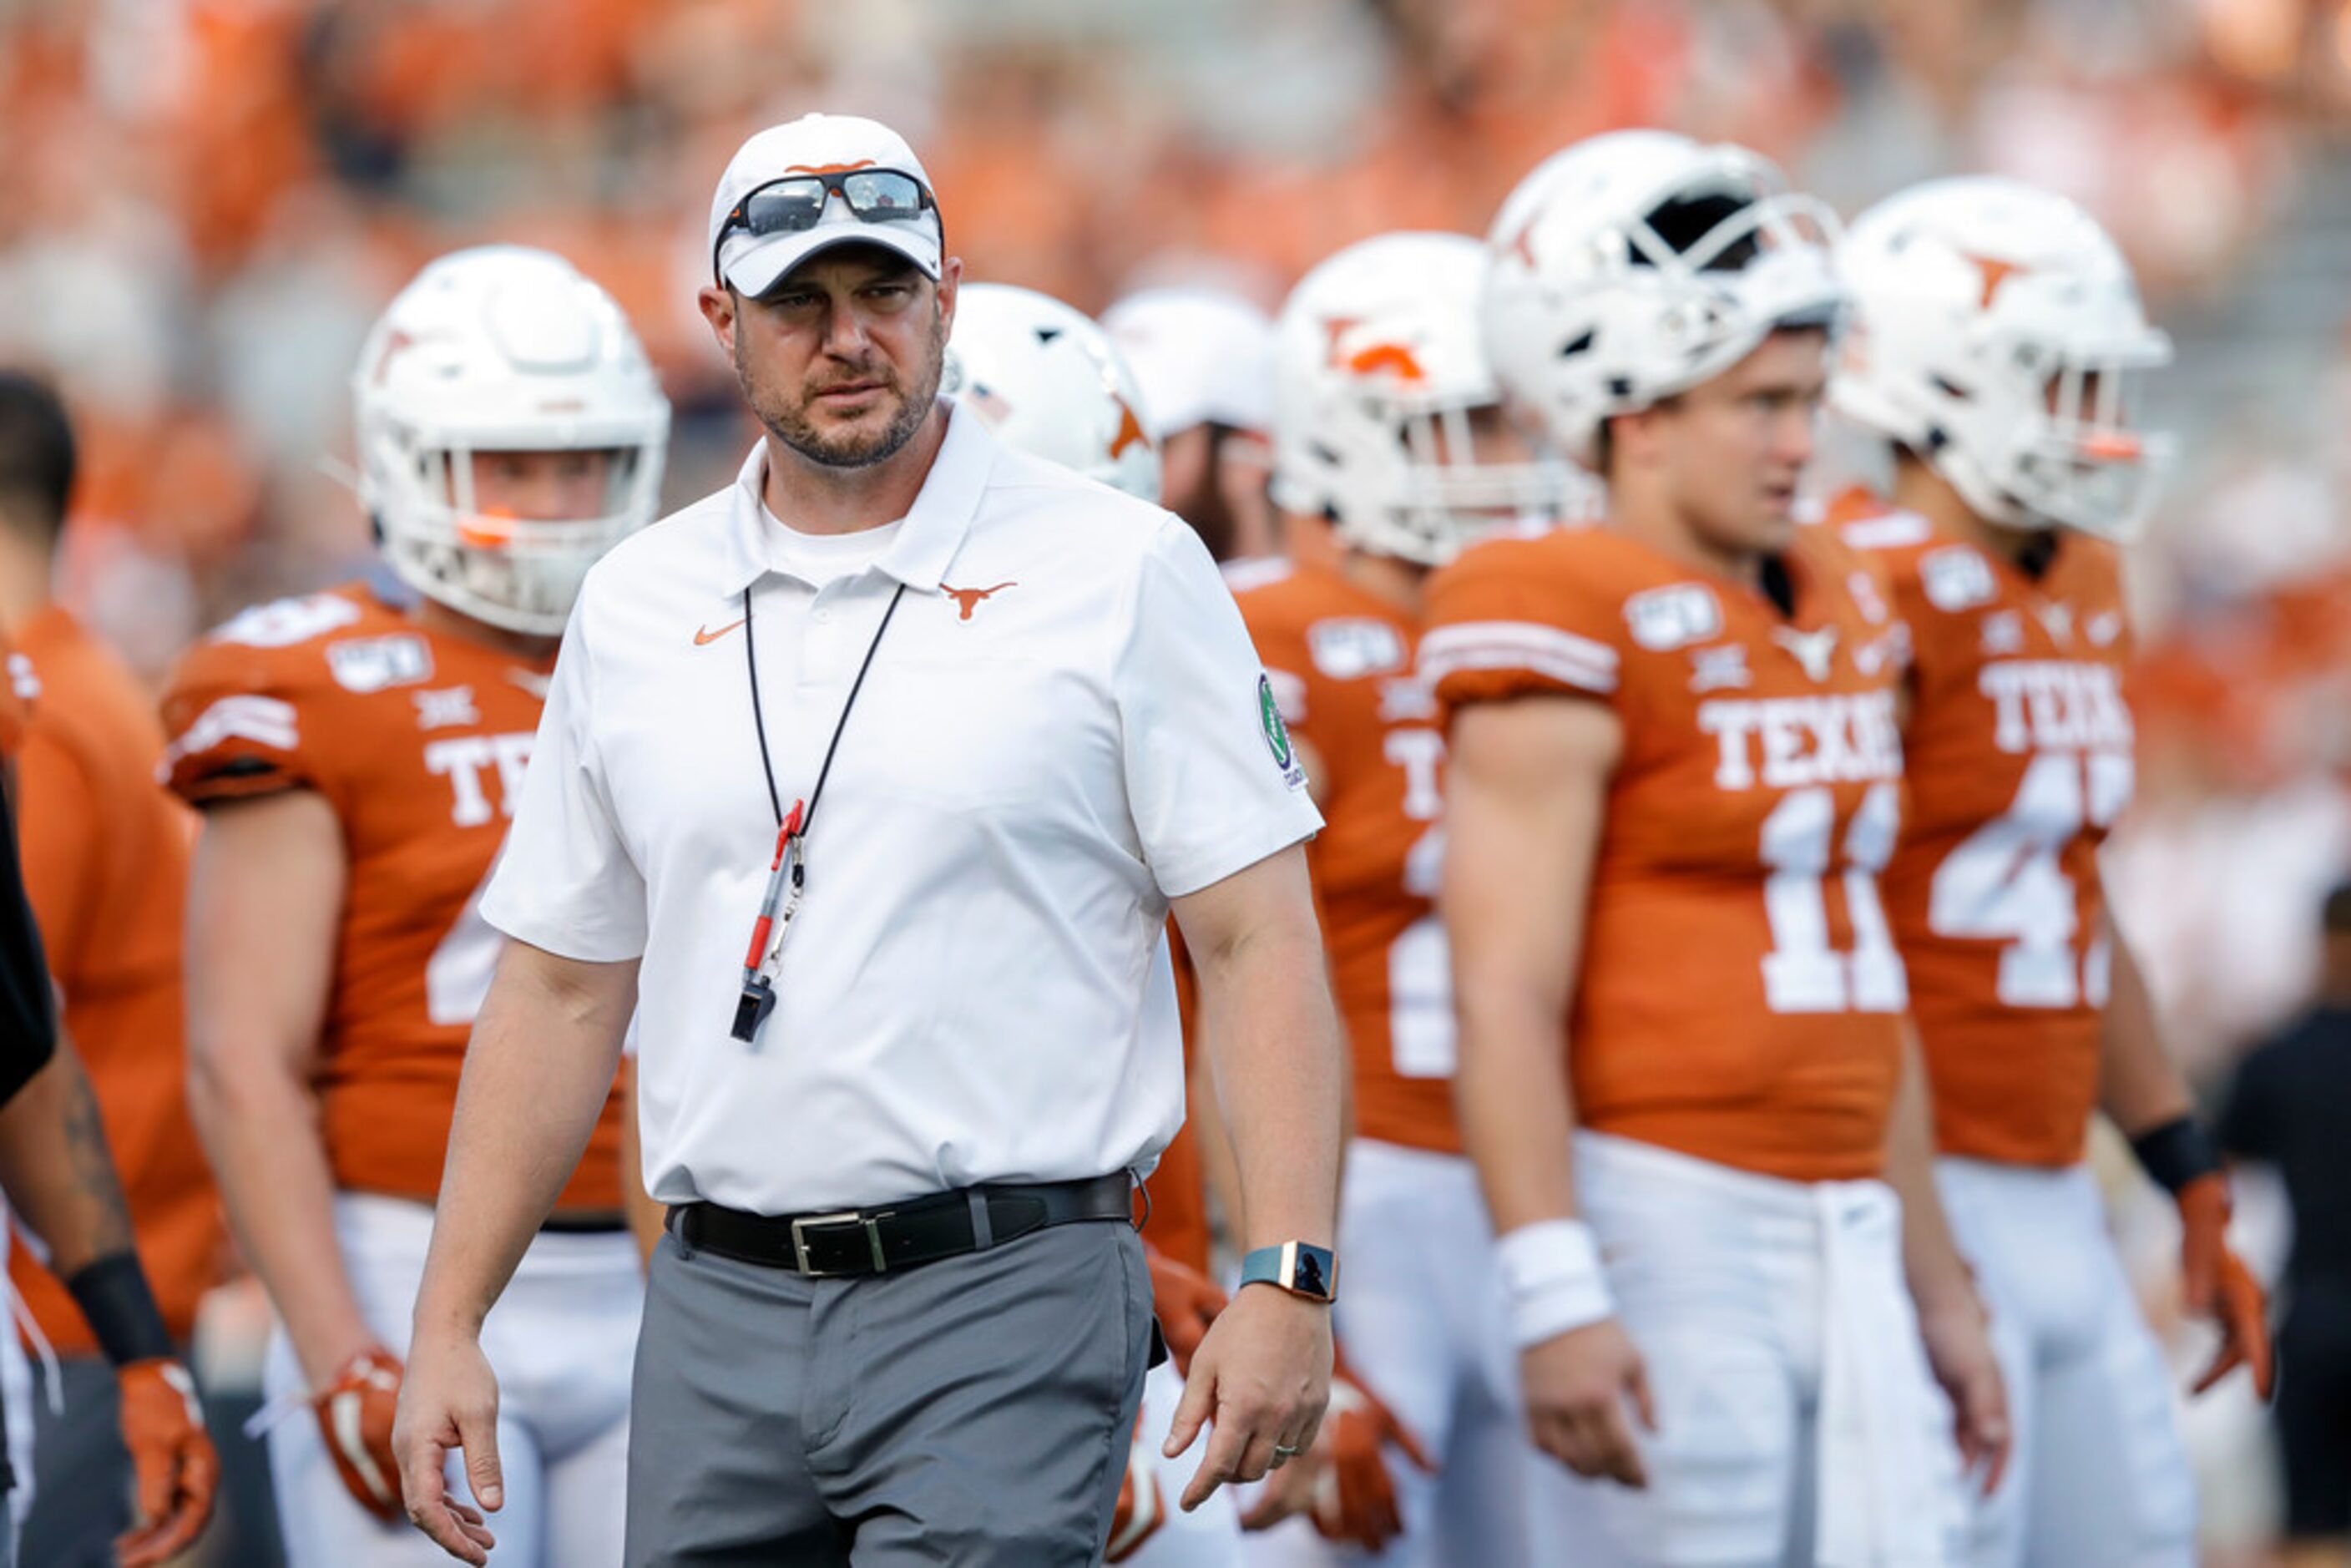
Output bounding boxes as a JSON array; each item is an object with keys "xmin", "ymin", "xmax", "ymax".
[{"xmin": 694, "ymin": 618, "xmax": 748, "ymax": 646}]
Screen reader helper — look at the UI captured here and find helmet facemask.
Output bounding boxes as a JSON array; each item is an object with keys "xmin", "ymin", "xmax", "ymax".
[
  {"xmin": 367, "ymin": 425, "xmax": 663, "ymax": 636},
  {"xmin": 1979, "ymin": 338, "xmax": 2174, "ymax": 540},
  {"xmin": 1337, "ymin": 392, "xmax": 1578, "ymax": 566}
]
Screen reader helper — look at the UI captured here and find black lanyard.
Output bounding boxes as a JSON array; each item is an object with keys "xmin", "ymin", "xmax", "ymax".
[
  {"xmin": 741, "ymin": 579, "xmax": 908, "ymax": 832},
  {"xmin": 731, "ymin": 577, "xmax": 907, "ymax": 1044}
]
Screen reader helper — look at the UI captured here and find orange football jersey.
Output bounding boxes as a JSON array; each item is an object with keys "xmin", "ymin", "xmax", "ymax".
[
  {"xmin": 1236, "ymin": 563, "xmax": 1457, "ymax": 1154},
  {"xmin": 1834, "ymin": 489, "xmax": 2133, "ymax": 1167},
  {"xmin": 12, "ymin": 607, "xmax": 221, "ymax": 1353},
  {"xmin": 160, "ymin": 583, "xmax": 622, "ymax": 1209},
  {"xmin": 1423, "ymin": 523, "xmax": 1910, "ymax": 1181}
]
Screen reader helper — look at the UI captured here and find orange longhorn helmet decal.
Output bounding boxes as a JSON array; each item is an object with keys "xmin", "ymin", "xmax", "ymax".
[
  {"xmin": 1961, "ymin": 252, "xmax": 2030, "ymax": 309},
  {"xmin": 1321, "ymin": 316, "xmax": 1427, "ymax": 382},
  {"xmin": 1110, "ymin": 398, "xmax": 1148, "ymax": 459},
  {"xmin": 1346, "ymin": 343, "xmax": 1427, "ymax": 383}
]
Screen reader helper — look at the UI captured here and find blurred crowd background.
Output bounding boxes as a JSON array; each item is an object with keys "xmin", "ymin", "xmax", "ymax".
[{"xmin": 8, "ymin": 0, "xmax": 2351, "ymax": 1558}]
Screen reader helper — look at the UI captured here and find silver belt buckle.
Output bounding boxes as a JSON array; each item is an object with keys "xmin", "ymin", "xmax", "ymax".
[{"xmin": 789, "ymin": 1211, "xmax": 890, "ymax": 1275}]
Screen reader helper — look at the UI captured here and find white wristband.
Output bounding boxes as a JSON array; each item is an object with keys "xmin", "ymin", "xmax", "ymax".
[{"xmin": 1496, "ymin": 1219, "xmax": 1615, "ymax": 1348}]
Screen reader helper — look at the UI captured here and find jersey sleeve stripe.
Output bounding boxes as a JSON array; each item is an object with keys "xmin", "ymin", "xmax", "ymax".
[
  {"xmin": 159, "ymin": 695, "xmax": 300, "ymax": 778},
  {"xmin": 1418, "ymin": 621, "xmax": 1620, "ymax": 694},
  {"xmin": 1840, "ymin": 513, "xmax": 1934, "ymax": 550}
]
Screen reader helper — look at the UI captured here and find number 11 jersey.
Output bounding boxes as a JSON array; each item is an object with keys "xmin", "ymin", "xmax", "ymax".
[
  {"xmin": 1835, "ymin": 490, "xmax": 2134, "ymax": 1168},
  {"xmin": 1422, "ymin": 521, "xmax": 1912, "ymax": 1183},
  {"xmin": 159, "ymin": 581, "xmax": 624, "ymax": 1207}
]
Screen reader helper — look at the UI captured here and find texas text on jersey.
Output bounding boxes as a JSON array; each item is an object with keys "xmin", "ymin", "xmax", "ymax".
[
  {"xmin": 1239, "ymin": 561, "xmax": 1457, "ymax": 1153},
  {"xmin": 159, "ymin": 581, "xmax": 624, "ymax": 1207},
  {"xmin": 1422, "ymin": 518, "xmax": 1912, "ymax": 1181},
  {"xmin": 1834, "ymin": 486, "xmax": 2133, "ymax": 1166}
]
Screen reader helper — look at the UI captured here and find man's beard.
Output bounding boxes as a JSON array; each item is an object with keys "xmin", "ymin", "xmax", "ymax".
[{"xmin": 747, "ymin": 306, "xmax": 948, "ymax": 472}]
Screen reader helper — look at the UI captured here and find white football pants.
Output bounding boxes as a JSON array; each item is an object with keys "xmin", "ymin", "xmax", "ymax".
[
  {"xmin": 263, "ymin": 1193, "xmax": 640, "ymax": 1568},
  {"xmin": 1933, "ymin": 1159, "xmax": 2195, "ymax": 1568},
  {"xmin": 1243, "ymin": 1137, "xmax": 1529, "ymax": 1568},
  {"xmin": 1524, "ymin": 1133, "xmax": 1964, "ymax": 1568}
]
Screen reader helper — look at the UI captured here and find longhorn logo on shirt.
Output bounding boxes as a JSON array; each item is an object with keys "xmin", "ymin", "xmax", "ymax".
[
  {"xmin": 942, "ymin": 582, "xmax": 1017, "ymax": 621},
  {"xmin": 1771, "ymin": 625, "xmax": 1841, "ymax": 683}
]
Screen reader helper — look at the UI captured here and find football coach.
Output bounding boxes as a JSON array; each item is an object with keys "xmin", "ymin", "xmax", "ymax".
[{"xmin": 392, "ymin": 113, "xmax": 1344, "ymax": 1567}]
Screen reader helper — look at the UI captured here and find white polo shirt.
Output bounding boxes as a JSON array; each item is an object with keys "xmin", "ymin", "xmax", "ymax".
[{"xmin": 482, "ymin": 404, "xmax": 1322, "ymax": 1213}]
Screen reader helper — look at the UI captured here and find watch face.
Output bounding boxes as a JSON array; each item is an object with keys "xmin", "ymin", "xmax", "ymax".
[{"xmin": 1293, "ymin": 1247, "xmax": 1332, "ymax": 1299}]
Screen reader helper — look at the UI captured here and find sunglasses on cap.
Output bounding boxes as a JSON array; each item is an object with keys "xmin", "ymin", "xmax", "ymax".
[{"xmin": 710, "ymin": 167, "xmax": 941, "ymax": 286}]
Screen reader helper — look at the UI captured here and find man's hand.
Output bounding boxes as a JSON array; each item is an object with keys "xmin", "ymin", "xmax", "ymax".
[
  {"xmin": 310, "ymin": 1347, "xmax": 404, "ymax": 1521},
  {"xmin": 1521, "ymin": 1318, "xmax": 1652, "ymax": 1488},
  {"xmin": 1241, "ymin": 1361, "xmax": 1434, "ymax": 1546},
  {"xmin": 392, "ymin": 1328, "xmax": 503, "ymax": 1565},
  {"xmin": 1914, "ymin": 1293, "xmax": 2010, "ymax": 1496},
  {"xmin": 114, "ymin": 1358, "xmax": 219, "ymax": 1567},
  {"xmin": 2177, "ymin": 1174, "xmax": 2275, "ymax": 1398},
  {"xmin": 1146, "ymin": 1247, "xmax": 1227, "ymax": 1380},
  {"xmin": 1161, "ymin": 1285, "xmax": 1332, "ymax": 1511}
]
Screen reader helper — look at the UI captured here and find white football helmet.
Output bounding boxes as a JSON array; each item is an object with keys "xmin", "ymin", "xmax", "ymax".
[
  {"xmin": 943, "ymin": 282, "xmax": 1160, "ymax": 503},
  {"xmin": 1484, "ymin": 129, "xmax": 1844, "ymax": 469},
  {"xmin": 1273, "ymin": 231, "xmax": 1580, "ymax": 565},
  {"xmin": 1100, "ymin": 286, "xmax": 1277, "ymax": 440},
  {"xmin": 1833, "ymin": 175, "xmax": 2174, "ymax": 540},
  {"xmin": 355, "ymin": 245, "xmax": 670, "ymax": 636}
]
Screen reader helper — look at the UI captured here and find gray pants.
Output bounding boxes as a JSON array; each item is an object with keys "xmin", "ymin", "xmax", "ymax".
[{"xmin": 626, "ymin": 1216, "xmax": 1150, "ymax": 1567}]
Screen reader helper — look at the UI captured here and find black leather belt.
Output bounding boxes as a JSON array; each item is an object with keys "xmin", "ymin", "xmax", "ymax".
[{"xmin": 666, "ymin": 1174, "xmax": 1132, "ymax": 1277}]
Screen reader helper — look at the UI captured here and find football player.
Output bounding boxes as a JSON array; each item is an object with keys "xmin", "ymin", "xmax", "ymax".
[
  {"xmin": 943, "ymin": 279, "xmax": 1243, "ymax": 1568},
  {"xmin": 1102, "ymin": 286, "xmax": 1286, "ymax": 574},
  {"xmin": 168, "ymin": 245, "xmax": 670, "ymax": 1565},
  {"xmin": 0, "ymin": 370, "xmax": 229, "ymax": 1565},
  {"xmin": 1828, "ymin": 175, "xmax": 2273, "ymax": 1568},
  {"xmin": 1235, "ymin": 230, "xmax": 1578, "ymax": 1568},
  {"xmin": 0, "ymin": 630, "xmax": 215, "ymax": 1565},
  {"xmin": 1423, "ymin": 131, "xmax": 2008, "ymax": 1565}
]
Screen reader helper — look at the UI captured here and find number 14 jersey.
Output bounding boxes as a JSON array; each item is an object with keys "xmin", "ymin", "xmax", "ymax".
[
  {"xmin": 159, "ymin": 581, "xmax": 624, "ymax": 1207},
  {"xmin": 1422, "ymin": 522, "xmax": 1911, "ymax": 1183},
  {"xmin": 1835, "ymin": 491, "xmax": 2133, "ymax": 1168}
]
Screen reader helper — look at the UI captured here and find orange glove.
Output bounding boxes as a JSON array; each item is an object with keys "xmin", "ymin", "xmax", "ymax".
[
  {"xmin": 1145, "ymin": 1246, "xmax": 1227, "ymax": 1380},
  {"xmin": 1105, "ymin": 1414, "xmax": 1164, "ymax": 1562},
  {"xmin": 114, "ymin": 1358, "xmax": 220, "ymax": 1568},
  {"xmin": 2177, "ymin": 1175, "xmax": 2274, "ymax": 1399},
  {"xmin": 312, "ymin": 1347, "xmax": 407, "ymax": 1521},
  {"xmin": 1305, "ymin": 1363, "xmax": 1435, "ymax": 1550}
]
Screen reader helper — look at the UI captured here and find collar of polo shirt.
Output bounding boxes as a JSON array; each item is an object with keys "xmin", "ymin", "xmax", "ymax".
[{"xmin": 715, "ymin": 398, "xmax": 991, "ymax": 599}]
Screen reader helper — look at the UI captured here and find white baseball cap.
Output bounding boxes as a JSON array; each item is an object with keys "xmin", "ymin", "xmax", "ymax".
[
  {"xmin": 1101, "ymin": 287, "xmax": 1277, "ymax": 438},
  {"xmin": 708, "ymin": 113, "xmax": 943, "ymax": 298}
]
